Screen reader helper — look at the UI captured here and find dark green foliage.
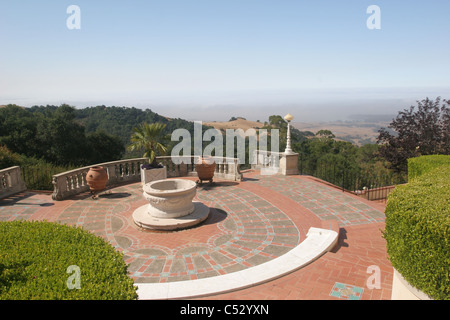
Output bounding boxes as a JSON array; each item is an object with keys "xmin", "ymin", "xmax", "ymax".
[
  {"xmin": 0, "ymin": 221, "xmax": 138, "ymax": 300},
  {"xmin": 377, "ymin": 97, "xmax": 450, "ymax": 173},
  {"xmin": 85, "ymin": 131, "xmax": 125, "ymax": 164},
  {"xmin": 384, "ymin": 155, "xmax": 450, "ymax": 300},
  {"xmin": 0, "ymin": 145, "xmax": 23, "ymax": 169},
  {"xmin": 34, "ymin": 105, "xmax": 89, "ymax": 165},
  {"xmin": 0, "ymin": 104, "xmax": 125, "ymax": 167},
  {"xmin": 73, "ymin": 105, "xmax": 199, "ymax": 152},
  {"xmin": 20, "ymin": 163, "xmax": 76, "ymax": 191},
  {"xmin": 0, "ymin": 105, "xmax": 42, "ymax": 157},
  {"xmin": 295, "ymin": 128, "xmax": 407, "ymax": 190}
]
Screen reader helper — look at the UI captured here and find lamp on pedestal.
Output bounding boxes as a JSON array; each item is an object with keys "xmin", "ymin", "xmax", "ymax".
[{"xmin": 284, "ymin": 113, "xmax": 294, "ymax": 154}]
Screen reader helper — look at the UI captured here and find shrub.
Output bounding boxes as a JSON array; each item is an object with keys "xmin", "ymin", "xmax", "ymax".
[
  {"xmin": 0, "ymin": 145, "xmax": 23, "ymax": 169},
  {"xmin": 0, "ymin": 221, "xmax": 138, "ymax": 300},
  {"xmin": 384, "ymin": 156, "xmax": 450, "ymax": 300},
  {"xmin": 408, "ymin": 155, "xmax": 450, "ymax": 180}
]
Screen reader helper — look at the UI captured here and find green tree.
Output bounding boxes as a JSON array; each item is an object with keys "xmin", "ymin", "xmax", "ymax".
[
  {"xmin": 35, "ymin": 105, "xmax": 88, "ymax": 165},
  {"xmin": 128, "ymin": 122, "xmax": 168, "ymax": 166},
  {"xmin": 0, "ymin": 145, "xmax": 23, "ymax": 169},
  {"xmin": 377, "ymin": 97, "xmax": 450, "ymax": 172},
  {"xmin": 0, "ymin": 105, "xmax": 41, "ymax": 157},
  {"xmin": 85, "ymin": 131, "xmax": 125, "ymax": 164}
]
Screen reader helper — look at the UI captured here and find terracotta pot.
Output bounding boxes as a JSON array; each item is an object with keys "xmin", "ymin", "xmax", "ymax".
[
  {"xmin": 195, "ymin": 157, "xmax": 216, "ymax": 181},
  {"xmin": 86, "ymin": 166, "xmax": 108, "ymax": 192}
]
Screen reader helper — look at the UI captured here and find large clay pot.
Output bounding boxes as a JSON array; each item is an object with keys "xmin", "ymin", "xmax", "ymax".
[
  {"xmin": 86, "ymin": 166, "xmax": 108, "ymax": 193},
  {"xmin": 195, "ymin": 156, "xmax": 216, "ymax": 183}
]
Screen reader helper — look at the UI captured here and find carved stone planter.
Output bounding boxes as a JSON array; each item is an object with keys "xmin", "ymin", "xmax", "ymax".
[
  {"xmin": 133, "ymin": 178, "xmax": 209, "ymax": 231},
  {"xmin": 140, "ymin": 166, "xmax": 167, "ymax": 185},
  {"xmin": 143, "ymin": 179, "xmax": 196, "ymax": 218}
]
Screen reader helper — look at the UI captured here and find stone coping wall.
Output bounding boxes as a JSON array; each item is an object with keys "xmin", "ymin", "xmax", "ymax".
[{"xmin": 0, "ymin": 166, "xmax": 27, "ymax": 200}]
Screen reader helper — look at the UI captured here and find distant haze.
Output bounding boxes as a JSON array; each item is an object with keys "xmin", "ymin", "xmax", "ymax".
[{"xmin": 6, "ymin": 87, "xmax": 447, "ymax": 124}]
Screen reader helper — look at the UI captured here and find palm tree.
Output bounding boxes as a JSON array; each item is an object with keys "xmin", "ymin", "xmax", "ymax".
[{"xmin": 128, "ymin": 122, "xmax": 168, "ymax": 167}]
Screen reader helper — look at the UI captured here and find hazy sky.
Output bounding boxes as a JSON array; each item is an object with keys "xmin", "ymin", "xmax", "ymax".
[{"xmin": 1, "ymin": 0, "xmax": 449, "ymax": 122}]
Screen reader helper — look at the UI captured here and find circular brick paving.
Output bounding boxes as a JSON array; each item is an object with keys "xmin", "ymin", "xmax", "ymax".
[
  {"xmin": 52, "ymin": 179, "xmax": 301, "ymax": 283},
  {"xmin": 0, "ymin": 173, "xmax": 388, "ymax": 294}
]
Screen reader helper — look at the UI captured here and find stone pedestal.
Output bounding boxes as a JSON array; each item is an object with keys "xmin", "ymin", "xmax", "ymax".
[{"xmin": 280, "ymin": 152, "xmax": 299, "ymax": 175}]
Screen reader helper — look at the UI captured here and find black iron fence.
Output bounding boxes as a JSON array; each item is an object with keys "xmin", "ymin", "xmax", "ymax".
[
  {"xmin": 298, "ymin": 153, "xmax": 407, "ymax": 200},
  {"xmin": 21, "ymin": 164, "xmax": 74, "ymax": 191}
]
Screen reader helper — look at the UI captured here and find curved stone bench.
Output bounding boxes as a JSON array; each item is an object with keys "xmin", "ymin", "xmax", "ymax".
[{"xmin": 136, "ymin": 227, "xmax": 338, "ymax": 300}]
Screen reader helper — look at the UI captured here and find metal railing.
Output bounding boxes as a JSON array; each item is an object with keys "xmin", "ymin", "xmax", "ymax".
[{"xmin": 298, "ymin": 154, "xmax": 407, "ymax": 200}]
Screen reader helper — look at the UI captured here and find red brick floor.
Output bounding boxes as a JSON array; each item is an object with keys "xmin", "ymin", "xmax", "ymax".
[
  {"xmin": 201, "ymin": 222, "xmax": 392, "ymax": 300},
  {"xmin": 0, "ymin": 171, "xmax": 393, "ymax": 300}
]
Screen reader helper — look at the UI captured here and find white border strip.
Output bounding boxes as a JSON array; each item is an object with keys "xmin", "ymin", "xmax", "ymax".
[{"xmin": 136, "ymin": 227, "xmax": 338, "ymax": 300}]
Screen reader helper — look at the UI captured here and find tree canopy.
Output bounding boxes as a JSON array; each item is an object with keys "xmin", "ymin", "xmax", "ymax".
[
  {"xmin": 0, "ymin": 104, "xmax": 124, "ymax": 167},
  {"xmin": 377, "ymin": 97, "xmax": 450, "ymax": 172}
]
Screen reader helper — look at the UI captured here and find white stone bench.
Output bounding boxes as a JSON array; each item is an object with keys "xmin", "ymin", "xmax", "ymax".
[{"xmin": 136, "ymin": 227, "xmax": 338, "ymax": 300}]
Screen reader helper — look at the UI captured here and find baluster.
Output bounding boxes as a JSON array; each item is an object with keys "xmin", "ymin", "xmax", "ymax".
[
  {"xmin": 75, "ymin": 173, "xmax": 81, "ymax": 189},
  {"xmin": 67, "ymin": 176, "xmax": 73, "ymax": 191},
  {"xmin": 133, "ymin": 161, "xmax": 139, "ymax": 176},
  {"xmin": 0, "ymin": 173, "xmax": 6, "ymax": 190},
  {"xmin": 82, "ymin": 171, "xmax": 87, "ymax": 187},
  {"xmin": 190, "ymin": 156, "xmax": 195, "ymax": 173}
]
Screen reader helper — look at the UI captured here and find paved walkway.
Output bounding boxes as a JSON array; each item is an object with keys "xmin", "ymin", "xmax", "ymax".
[{"xmin": 0, "ymin": 171, "xmax": 393, "ymax": 300}]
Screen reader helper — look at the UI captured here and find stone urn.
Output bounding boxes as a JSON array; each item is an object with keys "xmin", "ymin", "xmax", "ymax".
[
  {"xmin": 195, "ymin": 156, "xmax": 216, "ymax": 184},
  {"xmin": 133, "ymin": 178, "xmax": 210, "ymax": 231},
  {"xmin": 86, "ymin": 166, "xmax": 108, "ymax": 193},
  {"xmin": 143, "ymin": 179, "xmax": 196, "ymax": 218}
]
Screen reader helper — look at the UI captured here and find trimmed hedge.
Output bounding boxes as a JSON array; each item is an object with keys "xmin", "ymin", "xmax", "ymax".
[
  {"xmin": 0, "ymin": 221, "xmax": 138, "ymax": 300},
  {"xmin": 384, "ymin": 155, "xmax": 450, "ymax": 300},
  {"xmin": 408, "ymin": 155, "xmax": 450, "ymax": 180}
]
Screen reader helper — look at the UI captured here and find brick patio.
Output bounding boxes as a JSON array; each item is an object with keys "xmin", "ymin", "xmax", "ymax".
[{"xmin": 0, "ymin": 170, "xmax": 393, "ymax": 300}]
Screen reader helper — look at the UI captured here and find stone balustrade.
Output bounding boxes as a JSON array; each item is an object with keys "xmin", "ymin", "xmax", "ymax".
[
  {"xmin": 51, "ymin": 158, "xmax": 147, "ymax": 200},
  {"xmin": 52, "ymin": 156, "xmax": 242, "ymax": 201},
  {"xmin": 153, "ymin": 156, "xmax": 242, "ymax": 181},
  {"xmin": 251, "ymin": 150, "xmax": 299, "ymax": 175},
  {"xmin": 0, "ymin": 166, "xmax": 27, "ymax": 200}
]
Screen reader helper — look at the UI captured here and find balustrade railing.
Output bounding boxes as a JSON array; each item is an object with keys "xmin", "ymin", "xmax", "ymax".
[
  {"xmin": 51, "ymin": 156, "xmax": 242, "ymax": 200},
  {"xmin": 0, "ymin": 166, "xmax": 27, "ymax": 200},
  {"xmin": 251, "ymin": 150, "xmax": 298, "ymax": 175}
]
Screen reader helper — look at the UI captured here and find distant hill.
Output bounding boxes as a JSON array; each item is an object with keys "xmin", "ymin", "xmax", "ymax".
[
  {"xmin": 204, "ymin": 118, "xmax": 264, "ymax": 133},
  {"xmin": 73, "ymin": 105, "xmax": 213, "ymax": 145},
  {"xmin": 292, "ymin": 120, "xmax": 390, "ymax": 146},
  {"xmin": 21, "ymin": 104, "xmax": 214, "ymax": 158}
]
